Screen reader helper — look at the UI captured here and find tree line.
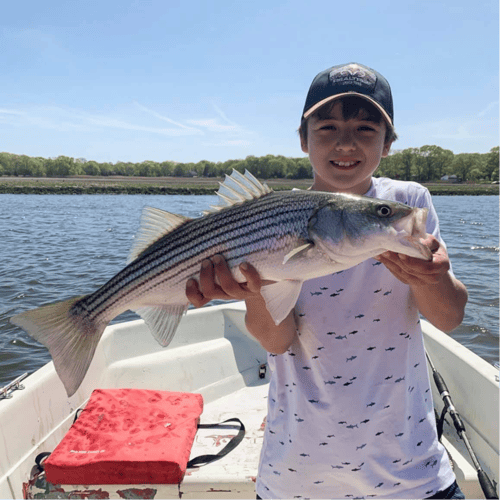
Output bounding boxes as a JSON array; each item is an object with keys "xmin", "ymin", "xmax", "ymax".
[
  {"xmin": 0, "ymin": 146, "xmax": 498, "ymax": 182},
  {"xmin": 378, "ymin": 146, "xmax": 498, "ymax": 183}
]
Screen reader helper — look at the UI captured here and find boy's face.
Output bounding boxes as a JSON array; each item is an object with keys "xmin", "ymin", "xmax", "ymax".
[{"xmin": 301, "ymin": 101, "xmax": 392, "ymax": 195}]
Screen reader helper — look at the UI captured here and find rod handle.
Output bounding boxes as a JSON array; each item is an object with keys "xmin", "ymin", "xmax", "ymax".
[
  {"xmin": 433, "ymin": 371, "xmax": 466, "ymax": 434},
  {"xmin": 478, "ymin": 469, "xmax": 498, "ymax": 499},
  {"xmin": 432, "ymin": 370, "xmax": 448, "ymax": 395}
]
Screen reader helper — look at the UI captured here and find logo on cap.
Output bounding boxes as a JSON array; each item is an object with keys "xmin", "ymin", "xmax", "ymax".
[{"xmin": 329, "ymin": 63, "xmax": 377, "ymax": 90}]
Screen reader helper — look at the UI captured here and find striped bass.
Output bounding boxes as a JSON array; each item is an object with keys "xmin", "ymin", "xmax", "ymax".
[{"xmin": 11, "ymin": 170, "xmax": 432, "ymax": 397}]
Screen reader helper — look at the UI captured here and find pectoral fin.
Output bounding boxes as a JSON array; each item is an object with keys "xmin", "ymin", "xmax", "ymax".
[
  {"xmin": 282, "ymin": 243, "xmax": 314, "ymax": 264},
  {"xmin": 260, "ymin": 280, "xmax": 304, "ymax": 325}
]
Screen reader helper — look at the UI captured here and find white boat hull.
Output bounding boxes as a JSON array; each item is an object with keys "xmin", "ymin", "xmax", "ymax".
[{"xmin": 0, "ymin": 302, "xmax": 498, "ymax": 499}]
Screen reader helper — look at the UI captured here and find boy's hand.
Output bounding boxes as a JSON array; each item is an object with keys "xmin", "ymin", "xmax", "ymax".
[
  {"xmin": 375, "ymin": 234, "xmax": 467, "ymax": 332},
  {"xmin": 374, "ymin": 234, "xmax": 450, "ymax": 287},
  {"xmin": 186, "ymin": 255, "xmax": 297, "ymax": 353},
  {"xmin": 186, "ymin": 255, "xmax": 263, "ymax": 307}
]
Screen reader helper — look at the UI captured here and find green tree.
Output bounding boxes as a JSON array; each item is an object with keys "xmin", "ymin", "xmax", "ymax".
[
  {"xmin": 268, "ymin": 157, "xmax": 285, "ymax": 178},
  {"xmin": 136, "ymin": 161, "xmax": 160, "ymax": 176},
  {"xmin": 114, "ymin": 162, "xmax": 131, "ymax": 176},
  {"xmin": 418, "ymin": 145, "xmax": 453, "ymax": 181},
  {"xmin": 30, "ymin": 157, "xmax": 46, "ymax": 177},
  {"xmin": 200, "ymin": 161, "xmax": 219, "ymax": 177},
  {"xmin": 44, "ymin": 158, "xmax": 57, "ymax": 177},
  {"xmin": 173, "ymin": 163, "xmax": 188, "ymax": 177},
  {"xmin": 411, "ymin": 151, "xmax": 426, "ymax": 182},
  {"xmin": 452, "ymin": 154, "xmax": 475, "ymax": 182},
  {"xmin": 484, "ymin": 147, "xmax": 499, "ymax": 181},
  {"xmin": 378, "ymin": 153, "xmax": 401, "ymax": 179},
  {"xmin": 194, "ymin": 160, "xmax": 214, "ymax": 177},
  {"xmin": 160, "ymin": 161, "xmax": 175, "ymax": 176},
  {"xmin": 242, "ymin": 155, "xmax": 260, "ymax": 177},
  {"xmin": 99, "ymin": 163, "xmax": 115, "ymax": 176},
  {"xmin": 399, "ymin": 149, "xmax": 414, "ymax": 181},
  {"xmin": 14, "ymin": 155, "xmax": 34, "ymax": 176},
  {"xmin": 0, "ymin": 152, "xmax": 14, "ymax": 175},
  {"xmin": 291, "ymin": 157, "xmax": 312, "ymax": 179},
  {"xmin": 469, "ymin": 168, "xmax": 483, "ymax": 181},
  {"xmin": 83, "ymin": 161, "xmax": 101, "ymax": 176},
  {"xmin": 221, "ymin": 159, "xmax": 241, "ymax": 177},
  {"xmin": 48, "ymin": 156, "xmax": 79, "ymax": 177}
]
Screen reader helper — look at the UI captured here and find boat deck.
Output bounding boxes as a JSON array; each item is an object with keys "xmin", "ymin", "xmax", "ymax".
[
  {"xmin": 2, "ymin": 303, "xmax": 497, "ymax": 499},
  {"xmin": 25, "ymin": 382, "xmax": 270, "ymax": 499},
  {"xmin": 181, "ymin": 381, "xmax": 269, "ymax": 499}
]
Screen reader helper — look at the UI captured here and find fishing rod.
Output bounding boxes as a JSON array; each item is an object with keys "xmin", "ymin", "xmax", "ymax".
[{"xmin": 425, "ymin": 350, "xmax": 498, "ymax": 499}]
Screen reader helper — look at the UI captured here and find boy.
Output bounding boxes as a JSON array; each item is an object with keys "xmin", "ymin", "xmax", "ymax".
[{"xmin": 186, "ymin": 63, "xmax": 468, "ymax": 499}]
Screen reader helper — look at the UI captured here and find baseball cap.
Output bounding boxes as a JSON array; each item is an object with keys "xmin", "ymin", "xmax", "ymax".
[{"xmin": 302, "ymin": 63, "xmax": 394, "ymax": 126}]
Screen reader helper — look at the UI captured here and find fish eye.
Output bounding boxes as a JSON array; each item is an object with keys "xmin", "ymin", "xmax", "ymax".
[{"xmin": 376, "ymin": 204, "xmax": 392, "ymax": 217}]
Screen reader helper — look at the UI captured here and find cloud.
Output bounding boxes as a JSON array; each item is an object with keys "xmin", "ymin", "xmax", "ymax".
[
  {"xmin": 477, "ymin": 101, "xmax": 499, "ymax": 118},
  {"xmin": 186, "ymin": 118, "xmax": 239, "ymax": 132},
  {"xmin": 212, "ymin": 103, "xmax": 241, "ymax": 128},
  {"xmin": 404, "ymin": 118, "xmax": 489, "ymax": 142},
  {"xmin": 0, "ymin": 101, "xmax": 256, "ymax": 157},
  {"xmin": 399, "ymin": 111, "xmax": 498, "ymax": 153},
  {"xmin": 0, "ymin": 104, "xmax": 204, "ymax": 137},
  {"xmin": 133, "ymin": 102, "xmax": 200, "ymax": 131},
  {"xmin": 133, "ymin": 101, "xmax": 250, "ymax": 136},
  {"xmin": 185, "ymin": 103, "xmax": 245, "ymax": 134},
  {"xmin": 201, "ymin": 139, "xmax": 252, "ymax": 147},
  {"xmin": 80, "ymin": 112, "xmax": 201, "ymax": 136},
  {"xmin": 0, "ymin": 108, "xmax": 24, "ymax": 115},
  {"xmin": 432, "ymin": 123, "xmax": 477, "ymax": 140}
]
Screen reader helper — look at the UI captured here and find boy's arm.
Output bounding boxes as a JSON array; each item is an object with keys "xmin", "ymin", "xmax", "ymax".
[
  {"xmin": 375, "ymin": 234, "xmax": 468, "ymax": 332},
  {"xmin": 186, "ymin": 255, "xmax": 298, "ymax": 353}
]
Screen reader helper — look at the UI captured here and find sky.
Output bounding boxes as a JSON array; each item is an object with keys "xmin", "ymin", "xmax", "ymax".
[{"xmin": 0, "ymin": 0, "xmax": 498, "ymax": 164}]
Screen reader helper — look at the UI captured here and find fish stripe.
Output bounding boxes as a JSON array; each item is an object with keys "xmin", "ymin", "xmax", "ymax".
[
  {"xmin": 10, "ymin": 170, "xmax": 430, "ymax": 398},
  {"xmin": 78, "ymin": 193, "xmax": 326, "ymax": 319}
]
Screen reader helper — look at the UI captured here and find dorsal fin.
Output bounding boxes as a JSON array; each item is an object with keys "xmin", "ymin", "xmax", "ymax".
[
  {"xmin": 128, "ymin": 207, "xmax": 191, "ymax": 264},
  {"xmin": 203, "ymin": 169, "xmax": 272, "ymax": 215}
]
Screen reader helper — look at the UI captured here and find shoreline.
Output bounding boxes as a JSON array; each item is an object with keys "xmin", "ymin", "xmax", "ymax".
[{"xmin": 0, "ymin": 176, "xmax": 498, "ymax": 195}]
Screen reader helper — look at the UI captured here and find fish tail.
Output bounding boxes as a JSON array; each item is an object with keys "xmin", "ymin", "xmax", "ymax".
[{"xmin": 10, "ymin": 296, "xmax": 106, "ymax": 397}]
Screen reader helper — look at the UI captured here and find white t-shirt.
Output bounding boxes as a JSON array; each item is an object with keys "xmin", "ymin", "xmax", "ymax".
[{"xmin": 256, "ymin": 177, "xmax": 456, "ymax": 499}]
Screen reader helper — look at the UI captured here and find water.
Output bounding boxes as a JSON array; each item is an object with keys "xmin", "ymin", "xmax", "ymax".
[
  {"xmin": 0, "ymin": 194, "xmax": 498, "ymax": 388},
  {"xmin": 433, "ymin": 197, "xmax": 499, "ymax": 361}
]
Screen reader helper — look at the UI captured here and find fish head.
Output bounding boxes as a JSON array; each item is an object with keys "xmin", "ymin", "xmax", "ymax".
[{"xmin": 308, "ymin": 193, "xmax": 432, "ymax": 265}]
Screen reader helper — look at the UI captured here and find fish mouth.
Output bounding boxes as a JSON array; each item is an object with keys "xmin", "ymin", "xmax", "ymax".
[{"xmin": 392, "ymin": 208, "xmax": 433, "ymax": 261}]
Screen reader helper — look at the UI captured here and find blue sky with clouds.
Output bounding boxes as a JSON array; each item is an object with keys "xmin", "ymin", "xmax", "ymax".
[{"xmin": 1, "ymin": 0, "xmax": 498, "ymax": 163}]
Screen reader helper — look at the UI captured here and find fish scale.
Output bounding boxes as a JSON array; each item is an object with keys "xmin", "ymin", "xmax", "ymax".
[
  {"xmin": 83, "ymin": 192, "xmax": 319, "ymax": 319},
  {"xmin": 11, "ymin": 170, "xmax": 432, "ymax": 397}
]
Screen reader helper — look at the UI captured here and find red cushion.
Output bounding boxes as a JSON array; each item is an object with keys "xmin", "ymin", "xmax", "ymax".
[{"xmin": 44, "ymin": 389, "xmax": 204, "ymax": 484}]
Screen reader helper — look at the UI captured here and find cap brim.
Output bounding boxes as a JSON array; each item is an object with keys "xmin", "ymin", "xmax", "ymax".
[{"xmin": 303, "ymin": 91, "xmax": 393, "ymax": 127}]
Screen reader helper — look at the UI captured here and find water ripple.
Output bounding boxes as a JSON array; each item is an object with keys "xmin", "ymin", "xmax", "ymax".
[
  {"xmin": 0, "ymin": 194, "xmax": 498, "ymax": 387},
  {"xmin": 470, "ymin": 246, "xmax": 499, "ymax": 252}
]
